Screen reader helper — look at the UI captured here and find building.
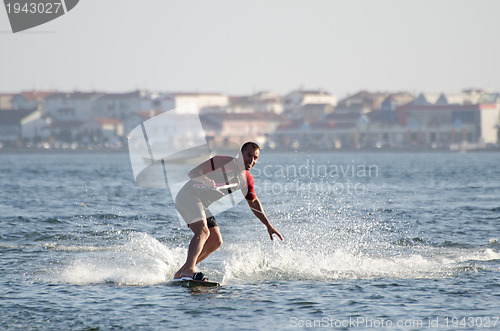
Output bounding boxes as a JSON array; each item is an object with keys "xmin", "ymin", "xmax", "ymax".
[
  {"xmin": 411, "ymin": 89, "xmax": 486, "ymax": 107},
  {"xmin": 10, "ymin": 91, "xmax": 56, "ymax": 111},
  {"xmin": 222, "ymin": 95, "xmax": 255, "ymax": 114},
  {"xmin": 0, "ymin": 108, "xmax": 39, "ymax": 143},
  {"xmin": 478, "ymin": 93, "xmax": 500, "ymax": 145},
  {"xmin": 283, "ymin": 89, "xmax": 337, "ymax": 118},
  {"xmin": 201, "ymin": 91, "xmax": 284, "ymax": 115},
  {"xmin": 396, "ymin": 101, "xmax": 497, "ymax": 149},
  {"xmin": 272, "ymin": 112, "xmax": 374, "ymax": 150},
  {"xmin": 124, "ymin": 110, "xmax": 165, "ymax": 137},
  {"xmin": 299, "ymin": 104, "xmax": 334, "ymax": 122},
  {"xmin": 250, "ymin": 91, "xmax": 284, "ymax": 114},
  {"xmin": 20, "ymin": 110, "xmax": 51, "ymax": 142},
  {"xmin": 152, "ymin": 93, "xmax": 176, "ymax": 112},
  {"xmin": 81, "ymin": 118, "xmax": 124, "ymax": 140},
  {"xmin": 0, "ymin": 93, "xmax": 15, "ymax": 109},
  {"xmin": 201, "ymin": 112, "xmax": 283, "ymax": 147},
  {"xmin": 44, "ymin": 92, "xmax": 104, "ymax": 122},
  {"xmin": 170, "ymin": 92, "xmax": 229, "ymax": 114},
  {"xmin": 335, "ymin": 90, "xmax": 390, "ymax": 114},
  {"xmin": 478, "ymin": 103, "xmax": 500, "ymax": 145},
  {"xmin": 93, "ymin": 91, "xmax": 153, "ymax": 119},
  {"xmin": 379, "ymin": 92, "xmax": 415, "ymax": 124}
]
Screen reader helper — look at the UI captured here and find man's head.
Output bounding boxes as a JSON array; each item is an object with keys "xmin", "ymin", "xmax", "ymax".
[{"xmin": 240, "ymin": 142, "xmax": 260, "ymax": 170}]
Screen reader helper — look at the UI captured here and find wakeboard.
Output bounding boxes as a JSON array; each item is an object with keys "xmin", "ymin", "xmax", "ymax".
[{"xmin": 169, "ymin": 279, "xmax": 221, "ymax": 288}]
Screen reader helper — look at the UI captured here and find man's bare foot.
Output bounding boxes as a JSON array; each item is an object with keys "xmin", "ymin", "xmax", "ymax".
[
  {"xmin": 180, "ymin": 268, "xmax": 196, "ymax": 279},
  {"xmin": 173, "ymin": 266, "xmax": 185, "ymax": 279}
]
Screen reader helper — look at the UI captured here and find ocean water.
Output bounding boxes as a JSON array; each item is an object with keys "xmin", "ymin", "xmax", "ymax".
[{"xmin": 1, "ymin": 152, "xmax": 499, "ymax": 330}]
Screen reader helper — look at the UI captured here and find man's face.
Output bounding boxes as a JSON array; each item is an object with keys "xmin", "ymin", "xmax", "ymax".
[{"xmin": 242, "ymin": 146, "xmax": 260, "ymax": 170}]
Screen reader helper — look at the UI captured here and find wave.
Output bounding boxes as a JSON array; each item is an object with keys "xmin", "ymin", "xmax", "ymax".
[
  {"xmin": 487, "ymin": 238, "xmax": 500, "ymax": 248},
  {"xmin": 53, "ymin": 232, "xmax": 186, "ymax": 286},
  {"xmin": 49, "ymin": 231, "xmax": 499, "ymax": 286},
  {"xmin": 220, "ymin": 242, "xmax": 500, "ymax": 283},
  {"xmin": 43, "ymin": 243, "xmax": 110, "ymax": 252},
  {"xmin": 221, "ymin": 244, "xmax": 443, "ymax": 282}
]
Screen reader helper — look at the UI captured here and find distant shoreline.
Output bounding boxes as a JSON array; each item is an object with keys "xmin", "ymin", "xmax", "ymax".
[
  {"xmin": 1, "ymin": 147, "xmax": 499, "ymax": 155},
  {"xmin": 0, "ymin": 148, "xmax": 129, "ymax": 154}
]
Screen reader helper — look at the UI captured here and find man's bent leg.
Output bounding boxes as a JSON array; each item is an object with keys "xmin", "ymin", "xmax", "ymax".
[
  {"xmin": 174, "ymin": 226, "xmax": 222, "ymax": 279},
  {"xmin": 195, "ymin": 226, "xmax": 223, "ymax": 264},
  {"xmin": 180, "ymin": 219, "xmax": 210, "ymax": 278}
]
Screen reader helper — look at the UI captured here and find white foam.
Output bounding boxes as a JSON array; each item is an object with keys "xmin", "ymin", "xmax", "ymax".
[
  {"xmin": 219, "ymin": 240, "xmax": 492, "ymax": 282},
  {"xmin": 59, "ymin": 254, "xmax": 168, "ymax": 285},
  {"xmin": 484, "ymin": 248, "xmax": 500, "ymax": 261},
  {"xmin": 220, "ymin": 242, "xmax": 454, "ymax": 283},
  {"xmin": 43, "ymin": 243, "xmax": 109, "ymax": 252},
  {"xmin": 55, "ymin": 232, "xmax": 186, "ymax": 286},
  {"xmin": 454, "ymin": 248, "xmax": 500, "ymax": 262},
  {"xmin": 53, "ymin": 231, "xmax": 500, "ymax": 286}
]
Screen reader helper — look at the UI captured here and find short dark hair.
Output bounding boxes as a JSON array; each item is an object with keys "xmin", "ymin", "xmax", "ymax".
[{"xmin": 241, "ymin": 141, "xmax": 260, "ymax": 153}]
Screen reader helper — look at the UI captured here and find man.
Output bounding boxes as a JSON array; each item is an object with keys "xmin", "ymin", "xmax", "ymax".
[{"xmin": 173, "ymin": 142, "xmax": 283, "ymax": 281}]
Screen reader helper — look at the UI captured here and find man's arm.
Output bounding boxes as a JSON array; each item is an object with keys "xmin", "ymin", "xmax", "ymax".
[
  {"xmin": 188, "ymin": 156, "xmax": 233, "ymax": 178},
  {"xmin": 188, "ymin": 156, "xmax": 234, "ymax": 188},
  {"xmin": 246, "ymin": 198, "xmax": 284, "ymax": 241}
]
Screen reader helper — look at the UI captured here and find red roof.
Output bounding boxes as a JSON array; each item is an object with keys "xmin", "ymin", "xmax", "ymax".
[
  {"xmin": 479, "ymin": 103, "xmax": 498, "ymax": 110},
  {"xmin": 134, "ymin": 110, "xmax": 164, "ymax": 120},
  {"xmin": 201, "ymin": 112, "xmax": 283, "ymax": 122},
  {"xmin": 93, "ymin": 118, "xmax": 123, "ymax": 125},
  {"xmin": 20, "ymin": 91, "xmax": 57, "ymax": 100}
]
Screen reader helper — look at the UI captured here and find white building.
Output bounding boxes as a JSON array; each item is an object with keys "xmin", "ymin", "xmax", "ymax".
[
  {"xmin": 81, "ymin": 118, "xmax": 124, "ymax": 140},
  {"xmin": 124, "ymin": 110, "xmax": 165, "ymax": 138},
  {"xmin": 479, "ymin": 103, "xmax": 500, "ymax": 144},
  {"xmin": 170, "ymin": 92, "xmax": 229, "ymax": 114},
  {"xmin": 251, "ymin": 91, "xmax": 284, "ymax": 114},
  {"xmin": 0, "ymin": 108, "xmax": 39, "ymax": 142},
  {"xmin": 9, "ymin": 91, "xmax": 56, "ymax": 111},
  {"xmin": 153, "ymin": 93, "xmax": 175, "ymax": 112},
  {"xmin": 201, "ymin": 91, "xmax": 284, "ymax": 115},
  {"xmin": 45, "ymin": 92, "xmax": 104, "ymax": 122},
  {"xmin": 284, "ymin": 89, "xmax": 337, "ymax": 117},
  {"xmin": 93, "ymin": 91, "xmax": 146, "ymax": 119},
  {"xmin": 21, "ymin": 110, "xmax": 51, "ymax": 141},
  {"xmin": 0, "ymin": 93, "xmax": 15, "ymax": 109}
]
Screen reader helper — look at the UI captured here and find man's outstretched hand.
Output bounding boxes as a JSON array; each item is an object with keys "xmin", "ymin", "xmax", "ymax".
[{"xmin": 267, "ymin": 225, "xmax": 284, "ymax": 241}]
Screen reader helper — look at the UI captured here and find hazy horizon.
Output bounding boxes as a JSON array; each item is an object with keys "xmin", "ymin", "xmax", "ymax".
[{"xmin": 1, "ymin": 0, "xmax": 499, "ymax": 98}]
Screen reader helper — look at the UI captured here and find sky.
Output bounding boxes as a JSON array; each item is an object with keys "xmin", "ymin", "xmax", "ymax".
[{"xmin": 1, "ymin": 0, "xmax": 499, "ymax": 98}]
